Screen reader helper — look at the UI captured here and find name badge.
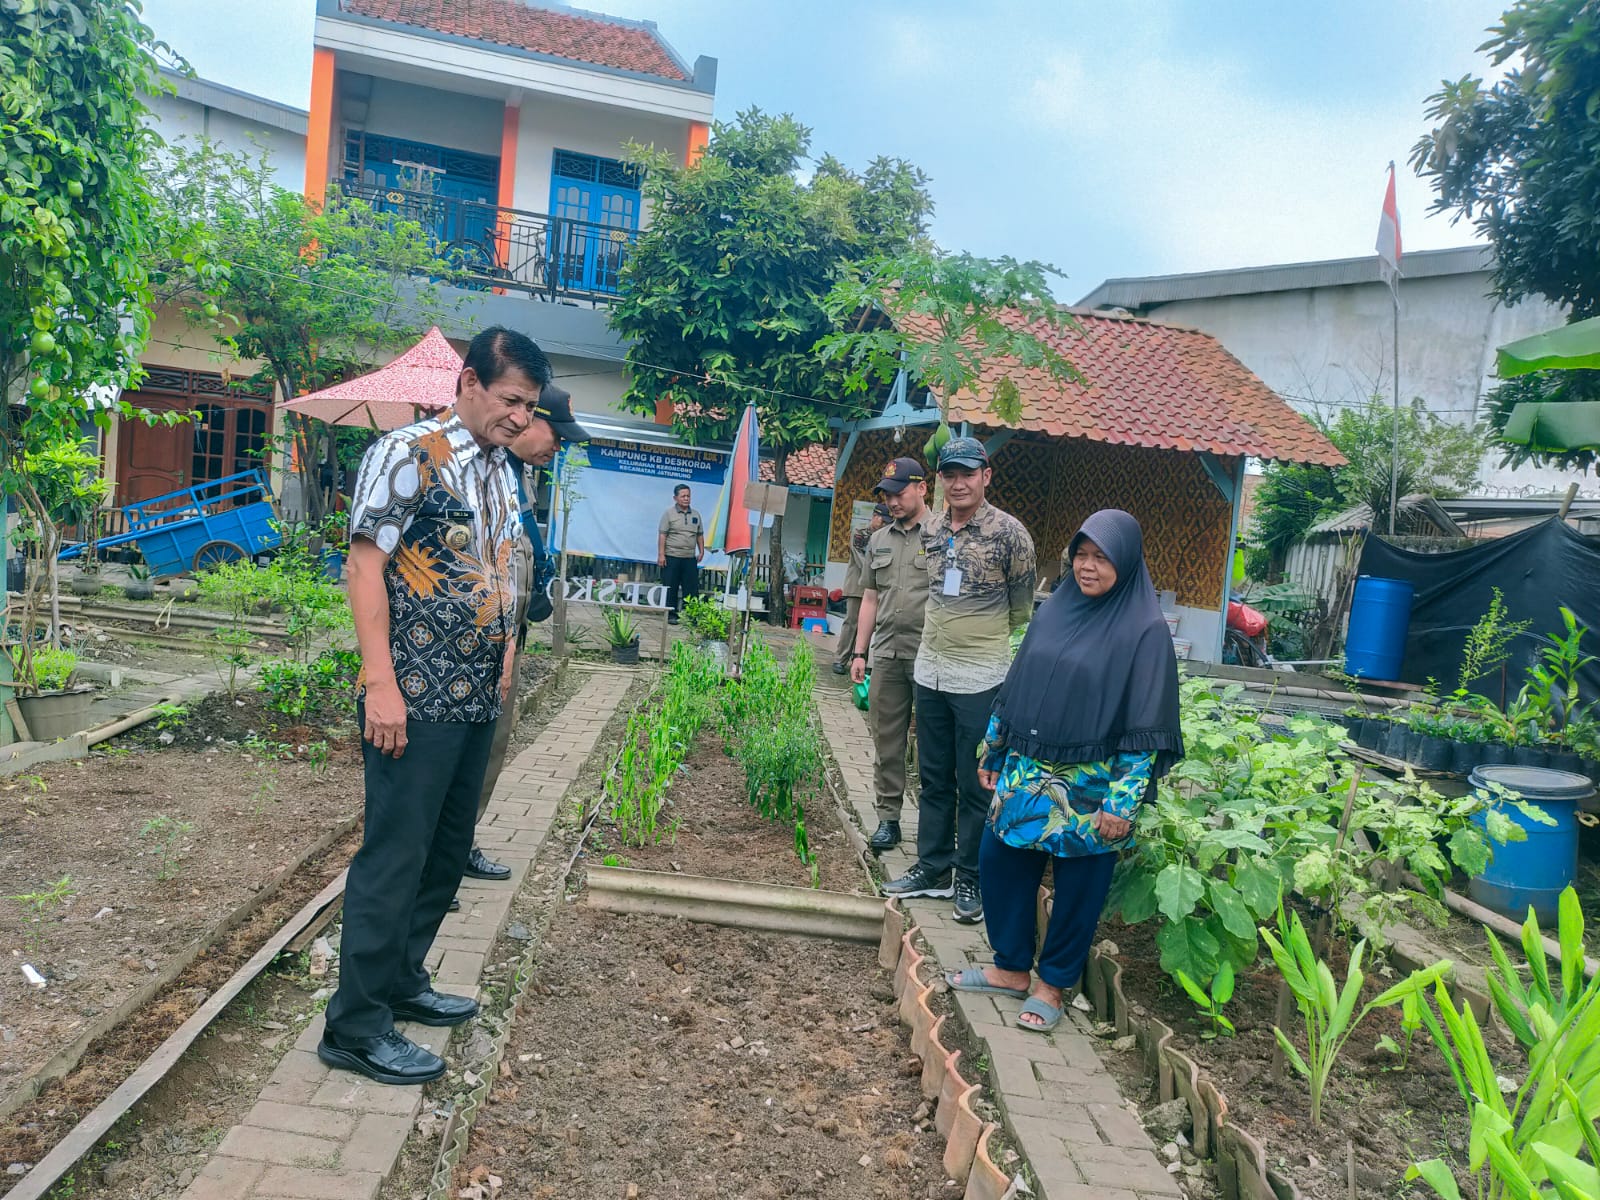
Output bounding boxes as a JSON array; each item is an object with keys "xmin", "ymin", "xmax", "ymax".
[{"xmin": 942, "ymin": 568, "xmax": 962, "ymax": 596}]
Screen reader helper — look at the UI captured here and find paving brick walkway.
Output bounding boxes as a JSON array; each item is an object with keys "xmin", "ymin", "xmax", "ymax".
[
  {"xmin": 180, "ymin": 668, "xmax": 631, "ymax": 1200},
  {"xmin": 818, "ymin": 693, "xmax": 1182, "ymax": 1200}
]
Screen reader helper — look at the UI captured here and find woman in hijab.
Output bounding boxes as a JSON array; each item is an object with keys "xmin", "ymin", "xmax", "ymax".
[{"xmin": 945, "ymin": 509, "xmax": 1183, "ymax": 1033}]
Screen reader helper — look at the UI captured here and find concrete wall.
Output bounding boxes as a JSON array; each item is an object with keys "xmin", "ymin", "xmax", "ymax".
[
  {"xmin": 511, "ymin": 93, "xmax": 686, "ymax": 220},
  {"xmin": 355, "ymin": 76, "xmax": 504, "ymax": 158},
  {"xmin": 1140, "ymin": 273, "xmax": 1578, "ymax": 494},
  {"xmin": 146, "ymin": 91, "xmax": 307, "ymax": 188}
]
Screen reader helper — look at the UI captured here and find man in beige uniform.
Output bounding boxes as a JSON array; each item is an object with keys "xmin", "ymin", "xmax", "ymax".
[
  {"xmin": 831, "ymin": 502, "xmax": 888, "ymax": 675},
  {"xmin": 849, "ymin": 458, "xmax": 932, "ymax": 853},
  {"xmin": 657, "ymin": 484, "xmax": 704, "ymax": 623}
]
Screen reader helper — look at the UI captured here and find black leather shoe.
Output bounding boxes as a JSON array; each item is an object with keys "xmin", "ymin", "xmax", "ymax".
[
  {"xmin": 317, "ymin": 1029, "xmax": 445, "ymax": 1085},
  {"xmin": 447, "ymin": 896, "xmax": 461, "ymax": 913},
  {"xmin": 868, "ymin": 820, "xmax": 901, "ymax": 853},
  {"xmin": 463, "ymin": 847, "xmax": 511, "ymax": 881},
  {"xmin": 390, "ymin": 988, "xmax": 479, "ymax": 1026},
  {"xmin": 831, "ymin": 660, "xmax": 849, "ymax": 675}
]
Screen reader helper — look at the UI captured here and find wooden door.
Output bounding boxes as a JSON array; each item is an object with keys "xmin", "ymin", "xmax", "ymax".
[{"xmin": 115, "ymin": 390, "xmax": 189, "ymax": 508}]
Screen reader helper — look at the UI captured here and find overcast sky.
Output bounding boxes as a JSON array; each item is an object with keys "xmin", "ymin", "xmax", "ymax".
[{"xmin": 140, "ymin": 0, "xmax": 1509, "ymax": 298}]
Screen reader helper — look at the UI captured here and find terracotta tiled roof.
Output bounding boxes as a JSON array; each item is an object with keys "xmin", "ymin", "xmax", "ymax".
[
  {"xmin": 900, "ymin": 308, "xmax": 1344, "ymax": 467},
  {"xmin": 759, "ymin": 443, "xmax": 836, "ymax": 490},
  {"xmin": 340, "ymin": 0, "xmax": 688, "ymax": 81}
]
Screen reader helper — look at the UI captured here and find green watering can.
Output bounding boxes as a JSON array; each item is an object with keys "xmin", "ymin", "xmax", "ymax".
[{"xmin": 852, "ymin": 674, "xmax": 870, "ymax": 712}]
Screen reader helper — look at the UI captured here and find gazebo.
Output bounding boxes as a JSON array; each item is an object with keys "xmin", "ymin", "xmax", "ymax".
[{"xmin": 827, "ymin": 308, "xmax": 1344, "ymax": 660}]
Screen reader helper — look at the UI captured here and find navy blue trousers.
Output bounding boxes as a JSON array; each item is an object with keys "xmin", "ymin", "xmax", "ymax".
[{"xmin": 979, "ymin": 826, "xmax": 1117, "ymax": 991}]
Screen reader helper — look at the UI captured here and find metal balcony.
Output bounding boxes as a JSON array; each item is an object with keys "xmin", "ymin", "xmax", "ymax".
[{"xmin": 342, "ymin": 182, "xmax": 638, "ymax": 303}]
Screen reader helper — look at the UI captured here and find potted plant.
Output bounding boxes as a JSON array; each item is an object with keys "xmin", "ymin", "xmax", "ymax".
[
  {"xmin": 124, "ymin": 562, "xmax": 155, "ymax": 601},
  {"xmin": 602, "ymin": 606, "xmax": 641, "ymax": 665},
  {"xmin": 11, "ymin": 646, "xmax": 95, "ymax": 742}
]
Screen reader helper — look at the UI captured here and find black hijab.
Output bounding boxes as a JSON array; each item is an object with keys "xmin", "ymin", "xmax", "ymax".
[{"xmin": 991, "ymin": 509, "xmax": 1184, "ymax": 776}]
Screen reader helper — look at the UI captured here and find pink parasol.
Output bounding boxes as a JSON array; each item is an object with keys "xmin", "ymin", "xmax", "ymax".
[{"xmin": 277, "ymin": 326, "xmax": 462, "ymax": 430}]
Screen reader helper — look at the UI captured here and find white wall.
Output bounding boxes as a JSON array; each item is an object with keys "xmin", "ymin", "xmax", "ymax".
[
  {"xmin": 145, "ymin": 91, "xmax": 307, "ymax": 187},
  {"xmin": 356, "ymin": 76, "xmax": 504, "ymax": 158},
  {"xmin": 549, "ymin": 354, "xmax": 630, "ymax": 420},
  {"xmin": 1144, "ymin": 274, "xmax": 1579, "ymax": 495},
  {"xmin": 511, "ymin": 93, "xmax": 687, "ymax": 221}
]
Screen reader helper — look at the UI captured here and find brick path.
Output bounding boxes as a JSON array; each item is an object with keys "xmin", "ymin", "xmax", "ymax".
[
  {"xmin": 180, "ymin": 668, "xmax": 631, "ymax": 1200},
  {"xmin": 817, "ymin": 693, "xmax": 1182, "ymax": 1200}
]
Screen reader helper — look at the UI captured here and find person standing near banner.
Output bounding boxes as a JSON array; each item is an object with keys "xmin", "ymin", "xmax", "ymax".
[
  {"xmin": 658, "ymin": 483, "xmax": 705, "ymax": 624},
  {"xmin": 832, "ymin": 502, "xmax": 889, "ymax": 675}
]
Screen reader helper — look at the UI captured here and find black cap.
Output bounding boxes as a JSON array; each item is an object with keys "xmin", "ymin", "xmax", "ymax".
[
  {"xmin": 874, "ymin": 456, "xmax": 927, "ymax": 495},
  {"xmin": 873, "ymin": 502, "xmax": 891, "ymax": 521},
  {"xmin": 533, "ymin": 383, "xmax": 591, "ymax": 443}
]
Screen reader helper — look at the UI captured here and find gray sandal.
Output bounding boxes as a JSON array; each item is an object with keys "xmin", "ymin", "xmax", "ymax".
[
  {"xmin": 1015, "ymin": 995, "xmax": 1062, "ymax": 1033},
  {"xmin": 944, "ymin": 968, "xmax": 1029, "ymax": 999}
]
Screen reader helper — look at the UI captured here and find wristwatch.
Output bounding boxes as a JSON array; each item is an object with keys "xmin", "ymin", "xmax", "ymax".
[{"xmin": 851, "ymin": 651, "xmax": 867, "ymax": 660}]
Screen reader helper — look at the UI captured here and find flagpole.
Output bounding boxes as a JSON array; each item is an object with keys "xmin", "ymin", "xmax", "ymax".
[{"xmin": 1389, "ymin": 283, "xmax": 1400, "ymax": 536}]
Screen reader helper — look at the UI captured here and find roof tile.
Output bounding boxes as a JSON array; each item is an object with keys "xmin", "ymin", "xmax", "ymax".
[
  {"xmin": 341, "ymin": 0, "xmax": 688, "ymax": 81},
  {"xmin": 899, "ymin": 308, "xmax": 1344, "ymax": 466}
]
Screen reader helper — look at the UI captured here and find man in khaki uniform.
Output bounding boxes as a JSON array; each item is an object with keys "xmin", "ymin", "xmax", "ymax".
[
  {"xmin": 849, "ymin": 458, "xmax": 932, "ymax": 853},
  {"xmin": 656, "ymin": 483, "xmax": 705, "ymax": 623},
  {"xmin": 832, "ymin": 502, "xmax": 888, "ymax": 675}
]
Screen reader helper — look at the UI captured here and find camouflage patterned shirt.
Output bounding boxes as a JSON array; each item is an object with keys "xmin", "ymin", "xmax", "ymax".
[{"xmin": 914, "ymin": 502, "xmax": 1036, "ymax": 693}]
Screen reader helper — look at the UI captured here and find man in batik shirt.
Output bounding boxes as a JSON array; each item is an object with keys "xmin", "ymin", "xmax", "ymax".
[{"xmin": 320, "ymin": 327, "xmax": 587, "ymax": 1085}]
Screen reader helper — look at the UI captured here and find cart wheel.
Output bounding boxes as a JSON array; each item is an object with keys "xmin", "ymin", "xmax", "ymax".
[{"xmin": 192, "ymin": 540, "xmax": 246, "ymax": 572}]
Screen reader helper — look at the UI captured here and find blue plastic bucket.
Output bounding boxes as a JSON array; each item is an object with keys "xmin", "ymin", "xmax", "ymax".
[
  {"xmin": 1344, "ymin": 576, "xmax": 1413, "ymax": 680},
  {"xmin": 1469, "ymin": 765, "xmax": 1594, "ymax": 926}
]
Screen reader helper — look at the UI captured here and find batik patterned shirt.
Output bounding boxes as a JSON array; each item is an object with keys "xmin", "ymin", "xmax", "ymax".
[
  {"xmin": 348, "ymin": 411, "xmax": 519, "ymax": 723},
  {"xmin": 914, "ymin": 502, "xmax": 1036, "ymax": 693},
  {"xmin": 980, "ymin": 713, "xmax": 1152, "ymax": 857}
]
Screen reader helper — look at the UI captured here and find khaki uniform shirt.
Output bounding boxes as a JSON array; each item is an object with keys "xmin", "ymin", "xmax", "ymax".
[
  {"xmin": 863, "ymin": 511, "xmax": 936, "ymax": 660},
  {"xmin": 914, "ymin": 501, "xmax": 1036, "ymax": 694},
  {"xmin": 841, "ymin": 529, "xmax": 871, "ymax": 598},
  {"xmin": 659, "ymin": 506, "xmax": 703, "ymax": 558}
]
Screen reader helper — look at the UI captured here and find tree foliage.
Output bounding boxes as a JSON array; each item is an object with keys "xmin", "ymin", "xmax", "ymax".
[
  {"xmin": 1246, "ymin": 397, "xmax": 1488, "ymax": 578},
  {"xmin": 150, "ymin": 138, "xmax": 455, "ymax": 520},
  {"xmin": 818, "ymin": 251, "xmax": 1081, "ymax": 430},
  {"xmin": 0, "ymin": 0, "xmax": 204, "ymax": 680},
  {"xmin": 608, "ymin": 108, "xmax": 932, "ymax": 478},
  {"xmin": 1412, "ymin": 0, "xmax": 1600, "ymax": 469}
]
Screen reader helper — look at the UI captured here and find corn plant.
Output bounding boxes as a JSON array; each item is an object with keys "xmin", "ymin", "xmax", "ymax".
[
  {"xmin": 1173, "ymin": 961, "xmax": 1236, "ymax": 1038},
  {"xmin": 1484, "ymin": 886, "xmax": 1587, "ymax": 1052},
  {"xmin": 1408, "ymin": 963, "xmax": 1600, "ymax": 1200},
  {"xmin": 140, "ymin": 814, "xmax": 195, "ymax": 881},
  {"xmin": 1261, "ymin": 904, "xmax": 1451, "ymax": 1126},
  {"xmin": 9, "ymin": 875, "xmax": 75, "ymax": 951}
]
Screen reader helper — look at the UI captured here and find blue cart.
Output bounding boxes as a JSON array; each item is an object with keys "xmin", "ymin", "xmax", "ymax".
[{"xmin": 59, "ymin": 470, "xmax": 282, "ymax": 578}]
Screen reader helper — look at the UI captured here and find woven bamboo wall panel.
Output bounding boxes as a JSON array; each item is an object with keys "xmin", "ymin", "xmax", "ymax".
[
  {"xmin": 981, "ymin": 438, "xmax": 1062, "ymax": 570},
  {"xmin": 829, "ymin": 429, "xmax": 905, "ymax": 560},
  {"xmin": 1036, "ymin": 440, "xmax": 1233, "ymax": 609}
]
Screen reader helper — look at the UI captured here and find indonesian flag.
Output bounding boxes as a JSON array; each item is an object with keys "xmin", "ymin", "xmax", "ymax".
[{"xmin": 1376, "ymin": 162, "xmax": 1402, "ymax": 291}]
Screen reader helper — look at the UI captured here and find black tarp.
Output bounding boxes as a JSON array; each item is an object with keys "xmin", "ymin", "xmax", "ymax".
[{"xmin": 1355, "ymin": 517, "xmax": 1600, "ymax": 706}]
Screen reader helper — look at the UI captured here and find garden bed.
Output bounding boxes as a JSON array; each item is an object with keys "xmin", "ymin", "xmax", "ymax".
[
  {"xmin": 457, "ymin": 903, "xmax": 949, "ymax": 1200},
  {"xmin": 0, "ymin": 726, "xmax": 363, "ymax": 1123},
  {"xmin": 1102, "ymin": 912, "xmax": 1493, "ymax": 1200}
]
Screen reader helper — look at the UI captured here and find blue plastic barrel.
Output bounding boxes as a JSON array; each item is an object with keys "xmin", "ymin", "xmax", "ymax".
[
  {"xmin": 1468, "ymin": 765, "xmax": 1595, "ymax": 926},
  {"xmin": 1344, "ymin": 576, "xmax": 1413, "ymax": 680}
]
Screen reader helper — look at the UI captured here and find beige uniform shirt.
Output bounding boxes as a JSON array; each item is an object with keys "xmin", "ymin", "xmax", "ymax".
[
  {"xmin": 658, "ymin": 506, "xmax": 703, "ymax": 557},
  {"xmin": 863, "ymin": 511, "xmax": 936, "ymax": 660}
]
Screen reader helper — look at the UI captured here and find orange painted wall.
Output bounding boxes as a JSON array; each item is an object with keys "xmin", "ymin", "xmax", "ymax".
[
  {"xmin": 686, "ymin": 122, "xmax": 709, "ymax": 166},
  {"xmin": 304, "ymin": 48, "xmax": 336, "ymax": 209}
]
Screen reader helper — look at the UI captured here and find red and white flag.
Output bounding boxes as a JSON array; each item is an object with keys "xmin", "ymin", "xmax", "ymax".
[{"xmin": 1376, "ymin": 162, "xmax": 1402, "ymax": 291}]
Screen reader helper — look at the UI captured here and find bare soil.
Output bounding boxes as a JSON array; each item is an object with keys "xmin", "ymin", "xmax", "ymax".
[
  {"xmin": 0, "ymin": 725, "xmax": 363, "ymax": 1128},
  {"xmin": 460, "ymin": 905, "xmax": 955, "ymax": 1200},
  {"xmin": 1104, "ymin": 915, "xmax": 1513, "ymax": 1199},
  {"xmin": 605, "ymin": 736, "xmax": 868, "ymax": 894}
]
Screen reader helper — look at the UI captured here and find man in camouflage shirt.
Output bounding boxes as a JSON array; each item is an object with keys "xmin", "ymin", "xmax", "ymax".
[{"xmin": 883, "ymin": 437, "xmax": 1035, "ymax": 924}]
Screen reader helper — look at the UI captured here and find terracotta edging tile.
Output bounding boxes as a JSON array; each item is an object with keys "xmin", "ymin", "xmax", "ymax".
[
  {"xmin": 941, "ymin": 1082, "xmax": 984, "ymax": 1183},
  {"xmin": 963, "ymin": 1123, "xmax": 1010, "ymax": 1200},
  {"xmin": 935, "ymin": 1056, "xmax": 975, "ymax": 1140},
  {"xmin": 919, "ymin": 1014, "xmax": 949, "ymax": 1100},
  {"xmin": 879, "ymin": 899, "xmax": 905, "ymax": 970}
]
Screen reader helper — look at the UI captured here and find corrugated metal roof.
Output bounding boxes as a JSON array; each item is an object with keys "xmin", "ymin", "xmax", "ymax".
[
  {"xmin": 158, "ymin": 68, "xmax": 309, "ymax": 134},
  {"xmin": 1078, "ymin": 245, "xmax": 1494, "ymax": 310}
]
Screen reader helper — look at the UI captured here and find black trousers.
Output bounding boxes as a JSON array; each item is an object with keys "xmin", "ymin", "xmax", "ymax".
[
  {"xmin": 914, "ymin": 683, "xmax": 999, "ymax": 884},
  {"xmin": 662, "ymin": 554, "xmax": 699, "ymax": 613},
  {"xmin": 325, "ymin": 705, "xmax": 496, "ymax": 1040}
]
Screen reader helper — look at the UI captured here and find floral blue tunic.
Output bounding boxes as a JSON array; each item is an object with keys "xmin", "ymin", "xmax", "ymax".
[{"xmin": 979, "ymin": 713, "xmax": 1152, "ymax": 858}]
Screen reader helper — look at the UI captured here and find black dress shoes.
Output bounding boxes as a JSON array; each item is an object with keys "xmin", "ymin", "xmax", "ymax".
[
  {"xmin": 448, "ymin": 896, "xmax": 461, "ymax": 913},
  {"xmin": 317, "ymin": 1029, "xmax": 445, "ymax": 1085},
  {"xmin": 390, "ymin": 988, "xmax": 480, "ymax": 1026},
  {"xmin": 868, "ymin": 820, "xmax": 902, "ymax": 853},
  {"xmin": 463, "ymin": 847, "xmax": 511, "ymax": 881}
]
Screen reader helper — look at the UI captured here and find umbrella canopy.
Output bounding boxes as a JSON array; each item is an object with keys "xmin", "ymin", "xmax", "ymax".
[
  {"xmin": 278, "ymin": 326, "xmax": 462, "ymax": 430},
  {"xmin": 1496, "ymin": 315, "xmax": 1600, "ymax": 378},
  {"xmin": 707, "ymin": 404, "xmax": 759, "ymax": 554}
]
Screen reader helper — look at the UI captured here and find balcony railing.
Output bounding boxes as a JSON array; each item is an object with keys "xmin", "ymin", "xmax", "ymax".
[{"xmin": 342, "ymin": 182, "xmax": 639, "ymax": 303}]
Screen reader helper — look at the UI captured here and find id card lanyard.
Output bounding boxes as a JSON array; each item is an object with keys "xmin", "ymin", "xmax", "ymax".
[{"xmin": 942, "ymin": 534, "xmax": 962, "ymax": 597}]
